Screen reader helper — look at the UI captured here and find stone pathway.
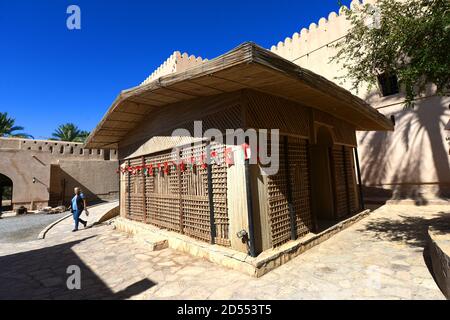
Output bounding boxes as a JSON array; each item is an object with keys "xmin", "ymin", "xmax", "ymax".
[{"xmin": 0, "ymin": 204, "xmax": 446, "ymax": 299}]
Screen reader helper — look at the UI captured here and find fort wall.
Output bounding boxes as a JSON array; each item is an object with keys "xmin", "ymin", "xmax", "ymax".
[
  {"xmin": 140, "ymin": 51, "xmax": 207, "ymax": 86},
  {"xmin": 268, "ymin": 0, "xmax": 450, "ymax": 201},
  {"xmin": 0, "ymin": 138, "xmax": 119, "ymax": 210}
]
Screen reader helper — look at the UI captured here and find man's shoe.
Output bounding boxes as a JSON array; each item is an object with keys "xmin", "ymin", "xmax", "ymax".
[
  {"xmin": 82, "ymin": 221, "xmax": 88, "ymax": 228},
  {"xmin": 72, "ymin": 229, "xmax": 78, "ymax": 232}
]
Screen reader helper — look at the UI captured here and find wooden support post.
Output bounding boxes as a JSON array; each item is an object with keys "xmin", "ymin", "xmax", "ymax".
[
  {"xmin": 178, "ymin": 148, "xmax": 184, "ymax": 234},
  {"xmin": 227, "ymin": 151, "xmax": 252, "ymax": 254},
  {"xmin": 119, "ymin": 161, "xmax": 124, "ymax": 218},
  {"xmin": 127, "ymin": 159, "xmax": 131, "ymax": 218},
  {"xmin": 284, "ymin": 136, "xmax": 297, "ymax": 240},
  {"xmin": 206, "ymin": 143, "xmax": 216, "ymax": 244},
  {"xmin": 142, "ymin": 156, "xmax": 147, "ymax": 224},
  {"xmin": 353, "ymin": 147, "xmax": 365, "ymax": 210}
]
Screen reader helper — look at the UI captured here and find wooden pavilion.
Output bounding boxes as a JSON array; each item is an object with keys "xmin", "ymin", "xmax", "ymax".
[{"xmin": 86, "ymin": 42, "xmax": 393, "ymax": 256}]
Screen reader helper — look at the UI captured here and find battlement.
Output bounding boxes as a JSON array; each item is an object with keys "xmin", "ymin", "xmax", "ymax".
[
  {"xmin": 0, "ymin": 137, "xmax": 118, "ymax": 160},
  {"xmin": 266, "ymin": 0, "xmax": 382, "ymax": 96},
  {"xmin": 269, "ymin": 0, "xmax": 377, "ymax": 63},
  {"xmin": 140, "ymin": 51, "xmax": 207, "ymax": 86}
]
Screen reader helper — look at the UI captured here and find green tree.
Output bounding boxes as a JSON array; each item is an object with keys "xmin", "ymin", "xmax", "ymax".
[
  {"xmin": 333, "ymin": 0, "xmax": 450, "ymax": 106},
  {"xmin": 51, "ymin": 123, "xmax": 90, "ymax": 142},
  {"xmin": 0, "ymin": 112, "xmax": 33, "ymax": 138}
]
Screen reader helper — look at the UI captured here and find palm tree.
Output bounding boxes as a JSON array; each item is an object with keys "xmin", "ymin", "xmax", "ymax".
[
  {"xmin": 51, "ymin": 123, "xmax": 90, "ymax": 142},
  {"xmin": 0, "ymin": 112, "xmax": 33, "ymax": 139}
]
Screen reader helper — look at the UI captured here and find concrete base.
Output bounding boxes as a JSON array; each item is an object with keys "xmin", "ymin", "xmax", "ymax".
[
  {"xmin": 428, "ymin": 227, "xmax": 450, "ymax": 299},
  {"xmin": 386, "ymin": 199, "xmax": 450, "ymax": 206},
  {"xmin": 112, "ymin": 218, "xmax": 168, "ymax": 251},
  {"xmin": 365, "ymin": 197, "xmax": 450, "ymax": 206},
  {"xmin": 113, "ymin": 209, "xmax": 371, "ymax": 277}
]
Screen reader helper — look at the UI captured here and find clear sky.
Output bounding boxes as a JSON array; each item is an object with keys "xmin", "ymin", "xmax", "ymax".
[{"xmin": 0, "ymin": 0, "xmax": 351, "ymax": 140}]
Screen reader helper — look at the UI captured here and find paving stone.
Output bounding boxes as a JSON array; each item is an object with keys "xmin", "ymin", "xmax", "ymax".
[
  {"xmin": 0, "ymin": 204, "xmax": 447, "ymax": 299},
  {"xmin": 39, "ymin": 276, "xmax": 64, "ymax": 288},
  {"xmin": 135, "ymin": 253, "xmax": 152, "ymax": 261},
  {"xmin": 338, "ymin": 280, "xmax": 352, "ymax": 289}
]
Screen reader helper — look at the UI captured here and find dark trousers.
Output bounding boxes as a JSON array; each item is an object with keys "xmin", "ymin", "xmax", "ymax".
[{"xmin": 72, "ymin": 209, "xmax": 86, "ymax": 230}]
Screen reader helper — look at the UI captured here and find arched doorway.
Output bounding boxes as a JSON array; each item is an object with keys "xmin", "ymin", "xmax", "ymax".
[
  {"xmin": 310, "ymin": 126, "xmax": 335, "ymax": 229},
  {"xmin": 0, "ymin": 173, "xmax": 13, "ymax": 213}
]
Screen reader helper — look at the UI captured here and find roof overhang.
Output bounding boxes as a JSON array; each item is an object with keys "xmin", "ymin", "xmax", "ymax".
[{"xmin": 85, "ymin": 42, "xmax": 394, "ymax": 149}]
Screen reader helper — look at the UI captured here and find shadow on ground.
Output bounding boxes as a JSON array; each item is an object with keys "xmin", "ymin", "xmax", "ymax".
[
  {"xmin": 0, "ymin": 236, "xmax": 156, "ymax": 299},
  {"xmin": 360, "ymin": 211, "xmax": 450, "ymax": 248},
  {"xmin": 359, "ymin": 210, "xmax": 450, "ymax": 296}
]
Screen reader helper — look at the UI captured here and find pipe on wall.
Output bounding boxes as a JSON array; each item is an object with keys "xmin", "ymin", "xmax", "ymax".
[{"xmin": 244, "ymin": 157, "xmax": 257, "ymax": 258}]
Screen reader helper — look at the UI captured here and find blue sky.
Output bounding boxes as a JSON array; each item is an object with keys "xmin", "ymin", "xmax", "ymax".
[{"xmin": 0, "ymin": 0, "xmax": 351, "ymax": 139}]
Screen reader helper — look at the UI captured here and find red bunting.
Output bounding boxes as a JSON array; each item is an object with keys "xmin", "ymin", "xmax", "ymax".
[
  {"xmin": 200, "ymin": 154, "xmax": 208, "ymax": 169},
  {"xmin": 242, "ymin": 143, "xmax": 251, "ymax": 160},
  {"xmin": 148, "ymin": 164, "xmax": 153, "ymax": 175},
  {"xmin": 225, "ymin": 147, "xmax": 234, "ymax": 166},
  {"xmin": 120, "ymin": 146, "xmax": 249, "ymax": 177}
]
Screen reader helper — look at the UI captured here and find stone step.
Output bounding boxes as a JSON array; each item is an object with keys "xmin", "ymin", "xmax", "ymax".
[{"xmin": 134, "ymin": 234, "xmax": 168, "ymax": 251}]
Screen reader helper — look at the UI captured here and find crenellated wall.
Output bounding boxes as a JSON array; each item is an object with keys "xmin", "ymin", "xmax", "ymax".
[
  {"xmin": 140, "ymin": 51, "xmax": 207, "ymax": 86},
  {"xmin": 0, "ymin": 138, "xmax": 119, "ymax": 211},
  {"xmin": 270, "ymin": 0, "xmax": 377, "ymax": 95},
  {"xmin": 268, "ymin": 0, "xmax": 450, "ymax": 202},
  {"xmin": 12, "ymin": 139, "xmax": 118, "ymax": 160}
]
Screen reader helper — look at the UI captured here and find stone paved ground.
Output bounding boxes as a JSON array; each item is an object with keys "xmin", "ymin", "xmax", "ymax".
[{"xmin": 0, "ymin": 204, "xmax": 447, "ymax": 299}]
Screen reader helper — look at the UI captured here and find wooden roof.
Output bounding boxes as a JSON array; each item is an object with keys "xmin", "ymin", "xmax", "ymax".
[{"xmin": 85, "ymin": 42, "xmax": 393, "ymax": 149}]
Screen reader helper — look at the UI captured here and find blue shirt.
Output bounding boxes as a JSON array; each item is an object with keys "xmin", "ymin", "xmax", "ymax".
[{"xmin": 72, "ymin": 193, "xmax": 85, "ymax": 211}]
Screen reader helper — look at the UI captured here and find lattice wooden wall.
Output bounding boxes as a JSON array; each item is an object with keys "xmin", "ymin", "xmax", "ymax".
[
  {"xmin": 266, "ymin": 137, "xmax": 313, "ymax": 247},
  {"xmin": 246, "ymin": 91, "xmax": 310, "ymax": 137},
  {"xmin": 126, "ymin": 157, "xmax": 145, "ymax": 222},
  {"xmin": 266, "ymin": 140, "xmax": 291, "ymax": 247},
  {"xmin": 331, "ymin": 145, "xmax": 359, "ymax": 218},
  {"xmin": 344, "ymin": 146, "xmax": 359, "ymax": 213},
  {"xmin": 179, "ymin": 143, "xmax": 211, "ymax": 242},
  {"xmin": 145, "ymin": 150, "xmax": 180, "ymax": 231},
  {"xmin": 287, "ymin": 137, "xmax": 313, "ymax": 238},
  {"xmin": 209, "ymin": 143, "xmax": 230, "ymax": 246},
  {"xmin": 124, "ymin": 143, "xmax": 230, "ymax": 246},
  {"xmin": 331, "ymin": 145, "xmax": 347, "ymax": 218}
]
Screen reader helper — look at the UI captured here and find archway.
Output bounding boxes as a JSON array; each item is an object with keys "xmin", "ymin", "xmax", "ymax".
[
  {"xmin": 0, "ymin": 173, "xmax": 13, "ymax": 213},
  {"xmin": 310, "ymin": 126, "xmax": 335, "ymax": 229}
]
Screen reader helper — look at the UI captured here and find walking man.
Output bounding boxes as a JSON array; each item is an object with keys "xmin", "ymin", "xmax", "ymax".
[{"xmin": 70, "ymin": 187, "xmax": 88, "ymax": 232}]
